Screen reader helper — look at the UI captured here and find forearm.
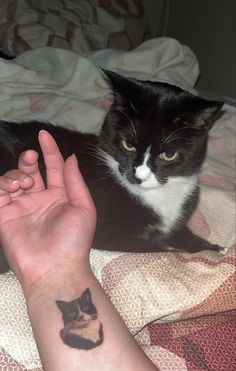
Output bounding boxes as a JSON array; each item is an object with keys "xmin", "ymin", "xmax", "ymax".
[{"xmin": 24, "ymin": 263, "xmax": 156, "ymax": 371}]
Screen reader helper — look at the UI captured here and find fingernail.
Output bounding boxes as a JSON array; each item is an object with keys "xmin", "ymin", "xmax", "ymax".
[
  {"xmin": 22, "ymin": 149, "xmax": 35, "ymax": 157},
  {"xmin": 11, "ymin": 179, "xmax": 19, "ymax": 185},
  {"xmin": 39, "ymin": 130, "xmax": 48, "ymax": 137},
  {"xmin": 72, "ymin": 153, "xmax": 79, "ymax": 167},
  {"xmin": 21, "ymin": 175, "xmax": 32, "ymax": 182}
]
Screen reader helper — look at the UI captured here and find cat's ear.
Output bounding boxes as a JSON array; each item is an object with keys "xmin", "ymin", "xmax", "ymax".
[
  {"xmin": 56, "ymin": 300, "xmax": 68, "ymax": 313},
  {"xmin": 190, "ymin": 98, "xmax": 224, "ymax": 130},
  {"xmin": 102, "ymin": 69, "xmax": 128, "ymax": 92},
  {"xmin": 81, "ymin": 288, "xmax": 92, "ymax": 303},
  {"xmin": 102, "ymin": 69, "xmax": 140, "ymax": 111}
]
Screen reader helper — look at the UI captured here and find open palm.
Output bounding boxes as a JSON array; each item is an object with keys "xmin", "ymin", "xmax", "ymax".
[{"xmin": 0, "ymin": 131, "xmax": 96, "ymax": 288}]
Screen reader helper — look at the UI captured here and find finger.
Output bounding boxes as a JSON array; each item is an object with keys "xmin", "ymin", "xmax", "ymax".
[
  {"xmin": 0, "ymin": 176, "xmax": 12, "ymax": 207},
  {"xmin": 3, "ymin": 169, "xmax": 34, "ymax": 190},
  {"xmin": 0, "ymin": 190, "xmax": 11, "ymax": 208},
  {"xmin": 64, "ymin": 154, "xmax": 96, "ymax": 215},
  {"xmin": 0, "ymin": 174, "xmax": 21, "ymax": 193},
  {"xmin": 0, "ymin": 178, "xmax": 26, "ymax": 207},
  {"xmin": 0, "ymin": 171, "xmax": 32, "ymax": 207},
  {"xmin": 38, "ymin": 130, "xmax": 65, "ymax": 189},
  {"xmin": 18, "ymin": 150, "xmax": 45, "ymax": 192}
]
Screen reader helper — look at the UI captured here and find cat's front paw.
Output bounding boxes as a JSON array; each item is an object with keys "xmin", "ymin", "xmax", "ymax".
[
  {"xmin": 218, "ymin": 246, "xmax": 229, "ymax": 255},
  {"xmin": 209, "ymin": 243, "xmax": 229, "ymax": 255}
]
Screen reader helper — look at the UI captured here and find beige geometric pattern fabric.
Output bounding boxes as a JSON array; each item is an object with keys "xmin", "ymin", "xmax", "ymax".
[
  {"xmin": 0, "ymin": 38, "xmax": 235, "ymax": 369},
  {"xmin": 0, "ymin": 0, "xmax": 147, "ymax": 56},
  {"xmin": 98, "ymin": 250, "xmax": 236, "ymax": 333}
]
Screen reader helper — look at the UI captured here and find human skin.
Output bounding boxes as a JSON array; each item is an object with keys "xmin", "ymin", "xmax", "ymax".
[{"xmin": 0, "ymin": 130, "xmax": 157, "ymax": 371}]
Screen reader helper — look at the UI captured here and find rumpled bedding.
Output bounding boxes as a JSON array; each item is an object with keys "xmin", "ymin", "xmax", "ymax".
[
  {"xmin": 0, "ymin": 0, "xmax": 147, "ymax": 56},
  {"xmin": 0, "ymin": 37, "xmax": 235, "ymax": 370}
]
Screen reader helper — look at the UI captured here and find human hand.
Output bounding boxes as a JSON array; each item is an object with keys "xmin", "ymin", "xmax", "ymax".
[{"xmin": 0, "ymin": 130, "xmax": 96, "ymax": 292}]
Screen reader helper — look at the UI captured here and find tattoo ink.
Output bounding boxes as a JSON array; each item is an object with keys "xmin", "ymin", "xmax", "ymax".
[{"xmin": 56, "ymin": 288, "xmax": 103, "ymax": 350}]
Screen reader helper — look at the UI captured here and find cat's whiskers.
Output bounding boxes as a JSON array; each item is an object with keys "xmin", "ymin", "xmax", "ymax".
[
  {"xmin": 90, "ymin": 152, "xmax": 108, "ymax": 164},
  {"xmin": 161, "ymin": 130, "xmax": 165, "ymax": 145},
  {"xmin": 165, "ymin": 136, "xmax": 188, "ymax": 144},
  {"xmin": 163, "ymin": 127, "xmax": 186, "ymax": 145},
  {"xmin": 87, "ymin": 144, "xmax": 128, "ymax": 186},
  {"xmin": 94, "ymin": 176, "xmax": 110, "ymax": 182},
  {"xmin": 115, "ymin": 123, "xmax": 133, "ymax": 137},
  {"xmin": 111, "ymin": 109, "xmax": 137, "ymax": 138},
  {"xmin": 86, "ymin": 143, "xmax": 109, "ymax": 164}
]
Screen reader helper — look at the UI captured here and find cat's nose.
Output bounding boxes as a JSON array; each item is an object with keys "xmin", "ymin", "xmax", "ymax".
[
  {"xmin": 135, "ymin": 164, "xmax": 151, "ymax": 182},
  {"xmin": 77, "ymin": 315, "xmax": 84, "ymax": 322}
]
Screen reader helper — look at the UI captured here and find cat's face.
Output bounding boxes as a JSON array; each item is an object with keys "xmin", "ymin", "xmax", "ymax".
[
  {"xmin": 56, "ymin": 288, "xmax": 97, "ymax": 326},
  {"xmin": 100, "ymin": 70, "xmax": 223, "ymax": 191}
]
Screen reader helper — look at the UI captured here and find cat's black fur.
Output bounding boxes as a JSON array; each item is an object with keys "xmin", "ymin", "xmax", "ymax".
[{"xmin": 0, "ymin": 70, "xmax": 224, "ymax": 272}]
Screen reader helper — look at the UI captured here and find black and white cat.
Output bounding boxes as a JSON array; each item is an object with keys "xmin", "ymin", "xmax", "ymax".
[
  {"xmin": 0, "ymin": 69, "xmax": 225, "ymax": 272},
  {"xmin": 56, "ymin": 288, "xmax": 103, "ymax": 350}
]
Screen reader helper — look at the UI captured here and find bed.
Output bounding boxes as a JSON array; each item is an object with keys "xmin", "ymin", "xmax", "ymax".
[{"xmin": 0, "ymin": 1, "xmax": 235, "ymax": 370}]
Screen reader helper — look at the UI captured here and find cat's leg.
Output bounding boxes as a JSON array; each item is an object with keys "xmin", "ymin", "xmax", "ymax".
[
  {"xmin": 92, "ymin": 228, "xmax": 226, "ymax": 254},
  {"xmin": 168, "ymin": 227, "xmax": 226, "ymax": 254},
  {"xmin": 120, "ymin": 238, "xmax": 169, "ymax": 253},
  {"xmin": 93, "ymin": 234, "xmax": 170, "ymax": 253}
]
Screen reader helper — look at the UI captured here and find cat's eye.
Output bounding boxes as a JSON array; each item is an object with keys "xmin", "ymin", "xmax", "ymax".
[
  {"xmin": 68, "ymin": 311, "xmax": 77, "ymax": 319},
  {"xmin": 121, "ymin": 139, "xmax": 136, "ymax": 152},
  {"xmin": 159, "ymin": 151, "xmax": 178, "ymax": 161}
]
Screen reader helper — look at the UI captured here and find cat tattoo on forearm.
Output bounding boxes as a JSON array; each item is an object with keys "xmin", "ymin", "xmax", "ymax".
[{"xmin": 56, "ymin": 288, "xmax": 103, "ymax": 350}]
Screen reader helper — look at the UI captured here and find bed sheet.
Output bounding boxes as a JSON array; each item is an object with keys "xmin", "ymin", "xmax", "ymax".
[{"xmin": 0, "ymin": 37, "xmax": 235, "ymax": 370}]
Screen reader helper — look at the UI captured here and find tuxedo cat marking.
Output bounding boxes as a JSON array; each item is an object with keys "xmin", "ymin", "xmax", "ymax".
[
  {"xmin": 0, "ymin": 70, "xmax": 225, "ymax": 273},
  {"xmin": 56, "ymin": 289, "xmax": 103, "ymax": 350},
  {"xmin": 105, "ymin": 144, "xmax": 198, "ymax": 235}
]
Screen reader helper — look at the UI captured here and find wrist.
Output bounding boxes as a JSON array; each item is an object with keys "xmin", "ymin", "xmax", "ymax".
[{"xmin": 22, "ymin": 259, "xmax": 93, "ymax": 303}]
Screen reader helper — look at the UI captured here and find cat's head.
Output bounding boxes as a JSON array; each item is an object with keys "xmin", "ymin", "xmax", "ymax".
[
  {"xmin": 100, "ymin": 69, "xmax": 223, "ymax": 190},
  {"xmin": 56, "ymin": 288, "xmax": 97, "ymax": 325}
]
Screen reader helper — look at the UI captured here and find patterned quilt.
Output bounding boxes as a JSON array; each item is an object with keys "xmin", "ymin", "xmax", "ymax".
[
  {"xmin": 0, "ymin": 37, "xmax": 235, "ymax": 370},
  {"xmin": 0, "ymin": 0, "xmax": 147, "ymax": 56}
]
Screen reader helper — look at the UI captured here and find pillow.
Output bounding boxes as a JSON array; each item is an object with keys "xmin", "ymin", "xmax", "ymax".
[{"xmin": 0, "ymin": 0, "xmax": 147, "ymax": 56}]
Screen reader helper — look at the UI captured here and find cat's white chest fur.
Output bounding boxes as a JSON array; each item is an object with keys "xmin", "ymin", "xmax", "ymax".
[
  {"xmin": 136, "ymin": 175, "xmax": 197, "ymax": 234},
  {"xmin": 105, "ymin": 152, "xmax": 198, "ymax": 234}
]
